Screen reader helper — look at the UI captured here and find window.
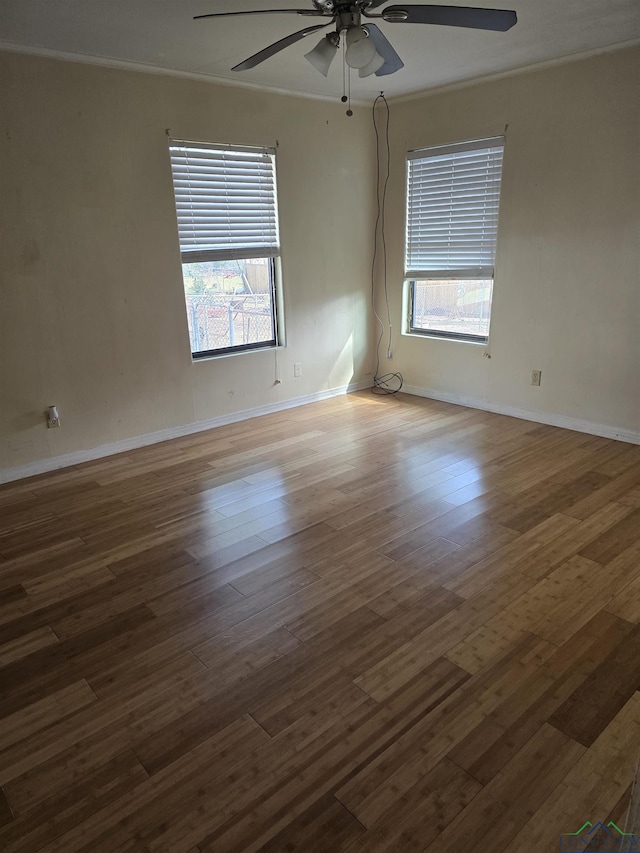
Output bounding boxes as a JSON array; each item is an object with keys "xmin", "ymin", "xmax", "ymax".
[
  {"xmin": 169, "ymin": 140, "xmax": 281, "ymax": 358},
  {"xmin": 405, "ymin": 136, "xmax": 504, "ymax": 343}
]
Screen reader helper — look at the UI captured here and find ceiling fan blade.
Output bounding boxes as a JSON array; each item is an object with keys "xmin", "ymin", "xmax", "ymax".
[
  {"xmin": 194, "ymin": 9, "xmax": 327, "ymax": 20},
  {"xmin": 232, "ymin": 22, "xmax": 331, "ymax": 71},
  {"xmin": 363, "ymin": 24, "xmax": 404, "ymax": 76},
  {"xmin": 381, "ymin": 5, "xmax": 517, "ymax": 31}
]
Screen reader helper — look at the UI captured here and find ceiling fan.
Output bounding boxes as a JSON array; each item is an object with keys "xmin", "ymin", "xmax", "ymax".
[{"xmin": 194, "ymin": 2, "xmax": 517, "ymax": 80}]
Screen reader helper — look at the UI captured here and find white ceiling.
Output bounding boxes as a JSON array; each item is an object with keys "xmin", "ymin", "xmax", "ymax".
[{"xmin": 1, "ymin": 0, "xmax": 639, "ymax": 102}]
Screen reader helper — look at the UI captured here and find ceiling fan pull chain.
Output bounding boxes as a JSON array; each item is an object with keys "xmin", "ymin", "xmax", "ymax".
[
  {"xmin": 341, "ymin": 36, "xmax": 348, "ymax": 104},
  {"xmin": 346, "ymin": 59, "xmax": 353, "ymax": 116}
]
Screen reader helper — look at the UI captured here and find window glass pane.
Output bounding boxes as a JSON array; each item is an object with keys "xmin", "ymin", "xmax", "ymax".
[
  {"xmin": 411, "ymin": 279, "xmax": 493, "ymax": 341},
  {"xmin": 182, "ymin": 258, "xmax": 276, "ymax": 356}
]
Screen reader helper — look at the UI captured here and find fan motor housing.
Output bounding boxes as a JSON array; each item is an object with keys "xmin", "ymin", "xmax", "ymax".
[
  {"xmin": 312, "ymin": 0, "xmax": 335, "ymax": 11},
  {"xmin": 313, "ymin": 0, "xmax": 379, "ymax": 10},
  {"xmin": 336, "ymin": 8, "xmax": 362, "ymax": 30}
]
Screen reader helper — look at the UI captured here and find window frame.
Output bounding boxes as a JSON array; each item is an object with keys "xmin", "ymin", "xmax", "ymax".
[
  {"xmin": 404, "ymin": 136, "xmax": 505, "ymax": 345},
  {"xmin": 168, "ymin": 139, "xmax": 283, "ymax": 360}
]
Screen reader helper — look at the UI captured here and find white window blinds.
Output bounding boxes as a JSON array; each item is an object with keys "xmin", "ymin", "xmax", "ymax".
[
  {"xmin": 405, "ymin": 136, "xmax": 504, "ymax": 279},
  {"xmin": 169, "ymin": 141, "xmax": 280, "ymax": 262}
]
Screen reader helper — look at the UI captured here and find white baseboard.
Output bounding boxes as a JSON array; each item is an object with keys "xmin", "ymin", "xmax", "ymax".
[
  {"xmin": 402, "ymin": 384, "xmax": 640, "ymax": 445},
  {"xmin": 0, "ymin": 379, "xmax": 372, "ymax": 484}
]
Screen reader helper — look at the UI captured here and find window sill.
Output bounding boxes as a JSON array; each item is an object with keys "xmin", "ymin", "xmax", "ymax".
[
  {"xmin": 191, "ymin": 344, "xmax": 284, "ymax": 364},
  {"xmin": 402, "ymin": 330, "xmax": 488, "ymax": 346}
]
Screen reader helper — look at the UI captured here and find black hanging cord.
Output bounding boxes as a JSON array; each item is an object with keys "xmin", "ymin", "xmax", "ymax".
[{"xmin": 371, "ymin": 93, "xmax": 402, "ymax": 395}]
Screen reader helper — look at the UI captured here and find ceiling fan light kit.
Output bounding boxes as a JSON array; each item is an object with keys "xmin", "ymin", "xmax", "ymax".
[
  {"xmin": 196, "ymin": 2, "xmax": 517, "ymax": 108},
  {"xmin": 345, "ymin": 25, "xmax": 378, "ymax": 68},
  {"xmin": 304, "ymin": 32, "xmax": 340, "ymax": 75},
  {"xmin": 359, "ymin": 49, "xmax": 386, "ymax": 76}
]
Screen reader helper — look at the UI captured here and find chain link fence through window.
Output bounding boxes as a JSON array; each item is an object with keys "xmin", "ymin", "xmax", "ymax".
[{"xmin": 185, "ymin": 293, "xmax": 275, "ymax": 353}]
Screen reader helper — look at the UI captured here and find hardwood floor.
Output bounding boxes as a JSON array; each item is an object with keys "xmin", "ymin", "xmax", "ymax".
[{"xmin": 1, "ymin": 390, "xmax": 640, "ymax": 852}]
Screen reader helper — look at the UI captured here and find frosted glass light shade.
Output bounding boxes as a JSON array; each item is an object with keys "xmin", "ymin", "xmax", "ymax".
[
  {"xmin": 345, "ymin": 27, "xmax": 377, "ymax": 69},
  {"xmin": 359, "ymin": 50, "xmax": 385, "ymax": 77},
  {"xmin": 304, "ymin": 35, "xmax": 339, "ymax": 76}
]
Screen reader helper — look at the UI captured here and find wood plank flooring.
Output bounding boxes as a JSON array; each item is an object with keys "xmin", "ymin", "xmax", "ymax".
[{"xmin": 1, "ymin": 391, "xmax": 640, "ymax": 852}]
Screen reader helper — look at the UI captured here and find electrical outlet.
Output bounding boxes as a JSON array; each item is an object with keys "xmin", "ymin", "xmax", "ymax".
[
  {"xmin": 293, "ymin": 363, "xmax": 302, "ymax": 378},
  {"xmin": 46, "ymin": 405, "xmax": 61, "ymax": 428},
  {"xmin": 531, "ymin": 370, "xmax": 542, "ymax": 387}
]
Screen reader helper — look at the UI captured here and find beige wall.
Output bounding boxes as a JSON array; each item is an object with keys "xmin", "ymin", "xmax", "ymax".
[
  {"xmin": 2, "ymin": 46, "xmax": 639, "ymax": 478},
  {"xmin": 0, "ymin": 52, "xmax": 375, "ymax": 473},
  {"xmin": 383, "ymin": 46, "xmax": 640, "ymax": 438}
]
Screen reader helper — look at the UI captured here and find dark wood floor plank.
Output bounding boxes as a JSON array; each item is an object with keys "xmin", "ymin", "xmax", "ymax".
[
  {"xmin": 48, "ymin": 554, "xmax": 226, "ymax": 640},
  {"xmin": 0, "ymin": 750, "xmax": 148, "ymax": 852},
  {"xmin": 579, "ymin": 507, "xmax": 640, "ymax": 565},
  {"xmin": 508, "ymin": 692, "xmax": 640, "ymax": 851},
  {"xmin": 0, "ymin": 538, "xmax": 90, "ymax": 592},
  {"xmin": 342, "ymin": 758, "xmax": 481, "ymax": 852},
  {"xmin": 498, "ymin": 550, "xmax": 638, "ymax": 647},
  {"xmin": 0, "ymin": 679, "xmax": 97, "ymax": 756},
  {"xmin": 0, "ymin": 625, "xmax": 59, "ymax": 667},
  {"xmin": 355, "ymin": 571, "xmax": 537, "ymax": 701},
  {"xmin": 429, "ymin": 724, "xmax": 585, "ymax": 852},
  {"xmin": 0, "ymin": 585, "xmax": 242, "ymax": 718},
  {"xmin": 606, "ymin": 543, "xmax": 640, "ymax": 623},
  {"xmin": 0, "ymin": 788, "xmax": 13, "ymax": 828},
  {"xmin": 0, "ymin": 585, "xmax": 28, "ymax": 608},
  {"xmin": 549, "ymin": 621, "xmax": 640, "ymax": 747},
  {"xmin": 0, "ymin": 516, "xmax": 84, "ymax": 561},
  {"xmin": 584, "ymin": 787, "xmax": 635, "ymax": 853},
  {"xmin": 448, "ymin": 610, "xmax": 634, "ymax": 784},
  {"xmin": 446, "ymin": 512, "xmax": 583, "ymax": 599},
  {"xmin": 502, "ymin": 470, "xmax": 612, "ymax": 533},
  {"xmin": 563, "ymin": 461, "xmax": 640, "ymax": 520},
  {"xmin": 195, "ymin": 625, "xmax": 301, "ymax": 677},
  {"xmin": 256, "ymin": 793, "xmax": 365, "ymax": 853},
  {"xmin": 336, "ymin": 633, "xmax": 548, "ymax": 825},
  {"xmin": 283, "ymin": 553, "xmax": 413, "ymax": 642},
  {"xmin": 131, "ymin": 616, "xmax": 383, "ymax": 774},
  {"xmin": 407, "ymin": 523, "xmax": 519, "ymax": 586},
  {"xmin": 34, "ymin": 715, "xmax": 270, "ymax": 851},
  {"xmin": 188, "ymin": 662, "xmax": 470, "ymax": 853},
  {"xmin": 0, "ymin": 563, "xmax": 118, "ymax": 638},
  {"xmin": 0, "ymin": 604, "xmax": 156, "ymax": 697},
  {"xmin": 88, "ymin": 649, "xmax": 207, "ymax": 702},
  {"xmin": 367, "ymin": 581, "xmax": 462, "ymax": 624}
]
